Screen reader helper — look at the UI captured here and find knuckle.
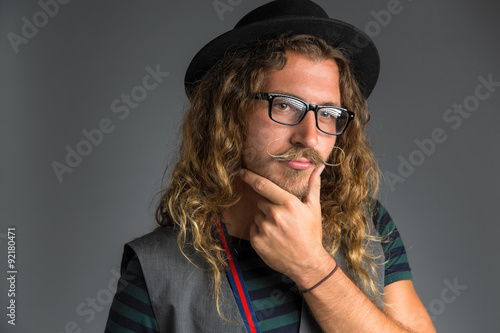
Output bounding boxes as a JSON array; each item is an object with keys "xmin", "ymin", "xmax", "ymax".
[
  {"xmin": 255, "ymin": 178, "xmax": 267, "ymax": 192},
  {"xmin": 268, "ymin": 208, "xmax": 281, "ymax": 221},
  {"xmin": 282, "ymin": 198, "xmax": 295, "ymax": 209},
  {"xmin": 255, "ymin": 211, "xmax": 265, "ymax": 224},
  {"xmin": 260, "ymin": 221, "xmax": 278, "ymax": 239}
]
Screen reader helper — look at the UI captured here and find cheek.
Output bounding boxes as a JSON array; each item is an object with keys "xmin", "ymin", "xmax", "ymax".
[
  {"xmin": 320, "ymin": 137, "xmax": 337, "ymax": 159},
  {"xmin": 246, "ymin": 112, "xmax": 283, "ymax": 150},
  {"xmin": 244, "ymin": 127, "xmax": 281, "ymax": 161}
]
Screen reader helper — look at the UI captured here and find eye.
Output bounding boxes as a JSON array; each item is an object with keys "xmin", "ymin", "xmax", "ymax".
[
  {"xmin": 272, "ymin": 96, "xmax": 303, "ymax": 113},
  {"xmin": 276, "ymin": 102, "xmax": 290, "ymax": 111},
  {"xmin": 319, "ymin": 108, "xmax": 341, "ymax": 119},
  {"xmin": 319, "ymin": 110, "xmax": 332, "ymax": 118}
]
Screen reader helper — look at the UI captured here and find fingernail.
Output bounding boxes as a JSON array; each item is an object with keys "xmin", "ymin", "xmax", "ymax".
[{"xmin": 239, "ymin": 169, "xmax": 245, "ymax": 177}]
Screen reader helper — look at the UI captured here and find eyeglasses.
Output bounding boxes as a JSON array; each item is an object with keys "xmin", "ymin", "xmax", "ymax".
[{"xmin": 255, "ymin": 93, "xmax": 355, "ymax": 135}]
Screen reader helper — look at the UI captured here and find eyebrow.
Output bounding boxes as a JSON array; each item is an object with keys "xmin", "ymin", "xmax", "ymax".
[{"xmin": 271, "ymin": 91, "xmax": 342, "ymax": 108}]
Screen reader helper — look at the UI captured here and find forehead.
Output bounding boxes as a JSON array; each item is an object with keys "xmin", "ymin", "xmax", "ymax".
[{"xmin": 261, "ymin": 51, "xmax": 341, "ymax": 105}]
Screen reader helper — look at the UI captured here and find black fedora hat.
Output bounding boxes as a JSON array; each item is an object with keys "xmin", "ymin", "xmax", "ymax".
[{"xmin": 184, "ymin": 0, "xmax": 380, "ymax": 99}]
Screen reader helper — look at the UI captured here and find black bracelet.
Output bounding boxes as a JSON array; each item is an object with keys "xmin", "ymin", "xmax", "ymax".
[{"xmin": 298, "ymin": 263, "xmax": 339, "ymax": 294}]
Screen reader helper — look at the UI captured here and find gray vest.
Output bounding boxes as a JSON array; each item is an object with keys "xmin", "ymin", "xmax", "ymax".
[{"xmin": 122, "ymin": 225, "xmax": 384, "ymax": 333}]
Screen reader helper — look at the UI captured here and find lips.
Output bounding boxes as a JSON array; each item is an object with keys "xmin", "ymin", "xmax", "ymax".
[{"xmin": 283, "ymin": 157, "xmax": 313, "ymax": 170}]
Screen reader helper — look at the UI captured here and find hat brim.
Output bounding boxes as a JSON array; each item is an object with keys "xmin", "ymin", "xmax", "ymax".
[{"xmin": 185, "ymin": 16, "xmax": 380, "ymax": 99}]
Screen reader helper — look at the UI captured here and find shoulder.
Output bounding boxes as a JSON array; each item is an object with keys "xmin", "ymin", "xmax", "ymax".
[
  {"xmin": 130, "ymin": 227, "xmax": 176, "ymax": 249},
  {"xmin": 120, "ymin": 226, "xmax": 211, "ymax": 276},
  {"xmin": 120, "ymin": 227, "xmax": 173, "ymax": 271},
  {"xmin": 120, "ymin": 226, "xmax": 198, "ymax": 274},
  {"xmin": 128, "ymin": 226, "xmax": 176, "ymax": 247},
  {"xmin": 369, "ymin": 199, "xmax": 398, "ymax": 239}
]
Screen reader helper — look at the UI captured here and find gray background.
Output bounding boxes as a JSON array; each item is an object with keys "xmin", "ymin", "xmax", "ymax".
[{"xmin": 1, "ymin": 0, "xmax": 499, "ymax": 332}]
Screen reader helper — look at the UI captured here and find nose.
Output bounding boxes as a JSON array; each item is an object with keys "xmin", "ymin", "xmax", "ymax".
[{"xmin": 290, "ymin": 111, "xmax": 319, "ymax": 148}]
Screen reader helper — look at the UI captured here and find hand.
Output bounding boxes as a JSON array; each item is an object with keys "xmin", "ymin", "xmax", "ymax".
[{"xmin": 239, "ymin": 165, "xmax": 335, "ymax": 287}]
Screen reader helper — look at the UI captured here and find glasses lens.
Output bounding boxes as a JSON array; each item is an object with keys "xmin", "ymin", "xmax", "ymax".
[
  {"xmin": 317, "ymin": 107, "xmax": 348, "ymax": 134},
  {"xmin": 270, "ymin": 96, "xmax": 305, "ymax": 124}
]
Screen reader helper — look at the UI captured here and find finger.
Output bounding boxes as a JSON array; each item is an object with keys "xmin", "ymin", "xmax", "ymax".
[
  {"xmin": 254, "ymin": 210, "xmax": 266, "ymax": 226},
  {"xmin": 304, "ymin": 164, "xmax": 325, "ymax": 206},
  {"xmin": 256, "ymin": 198, "xmax": 274, "ymax": 217},
  {"xmin": 239, "ymin": 168, "xmax": 293, "ymax": 205},
  {"xmin": 249, "ymin": 222, "xmax": 259, "ymax": 239}
]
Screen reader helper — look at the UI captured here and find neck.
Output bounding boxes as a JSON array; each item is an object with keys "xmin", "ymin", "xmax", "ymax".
[{"xmin": 221, "ymin": 179, "xmax": 261, "ymax": 240}]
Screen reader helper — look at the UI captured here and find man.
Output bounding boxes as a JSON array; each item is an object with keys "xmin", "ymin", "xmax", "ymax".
[{"xmin": 106, "ymin": 1, "xmax": 435, "ymax": 332}]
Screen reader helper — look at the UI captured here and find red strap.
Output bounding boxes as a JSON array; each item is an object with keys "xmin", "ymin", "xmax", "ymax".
[{"xmin": 217, "ymin": 220, "xmax": 258, "ymax": 333}]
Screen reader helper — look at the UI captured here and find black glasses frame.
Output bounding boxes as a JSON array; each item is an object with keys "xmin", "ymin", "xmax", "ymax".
[{"xmin": 255, "ymin": 93, "xmax": 355, "ymax": 136}]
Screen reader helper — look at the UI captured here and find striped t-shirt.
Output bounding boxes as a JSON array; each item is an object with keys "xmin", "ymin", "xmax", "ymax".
[
  {"xmin": 228, "ymin": 236, "xmax": 303, "ymax": 332},
  {"xmin": 105, "ymin": 201, "xmax": 412, "ymax": 332}
]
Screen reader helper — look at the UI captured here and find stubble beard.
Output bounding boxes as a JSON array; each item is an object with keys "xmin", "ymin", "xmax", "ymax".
[{"xmin": 244, "ymin": 157, "xmax": 311, "ymax": 200}]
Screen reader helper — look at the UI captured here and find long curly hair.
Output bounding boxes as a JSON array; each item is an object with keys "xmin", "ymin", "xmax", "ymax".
[{"xmin": 155, "ymin": 34, "xmax": 381, "ymax": 316}]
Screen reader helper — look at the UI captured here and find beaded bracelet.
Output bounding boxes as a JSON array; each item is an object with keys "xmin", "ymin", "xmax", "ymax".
[{"xmin": 298, "ymin": 263, "xmax": 339, "ymax": 294}]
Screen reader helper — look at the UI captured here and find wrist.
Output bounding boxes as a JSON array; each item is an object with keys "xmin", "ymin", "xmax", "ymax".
[
  {"xmin": 298, "ymin": 262, "xmax": 339, "ymax": 294},
  {"xmin": 293, "ymin": 254, "xmax": 337, "ymax": 291}
]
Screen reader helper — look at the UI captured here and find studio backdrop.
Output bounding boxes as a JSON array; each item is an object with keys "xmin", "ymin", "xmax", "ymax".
[{"xmin": 1, "ymin": 0, "xmax": 499, "ymax": 332}]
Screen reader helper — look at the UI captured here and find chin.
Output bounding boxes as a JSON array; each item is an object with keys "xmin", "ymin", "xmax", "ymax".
[
  {"xmin": 247, "ymin": 161, "xmax": 310, "ymax": 198},
  {"xmin": 270, "ymin": 174, "xmax": 309, "ymax": 199}
]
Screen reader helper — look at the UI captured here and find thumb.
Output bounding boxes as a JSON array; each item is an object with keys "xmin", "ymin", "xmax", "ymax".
[{"xmin": 304, "ymin": 164, "xmax": 325, "ymax": 205}]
